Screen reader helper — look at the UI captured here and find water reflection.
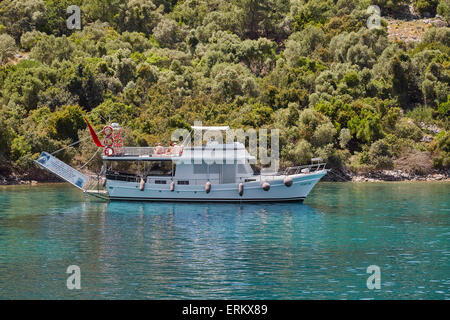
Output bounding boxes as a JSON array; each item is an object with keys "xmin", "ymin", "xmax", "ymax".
[
  {"xmin": 0, "ymin": 182, "xmax": 449, "ymax": 299},
  {"xmin": 94, "ymin": 201, "xmax": 326, "ymax": 298}
]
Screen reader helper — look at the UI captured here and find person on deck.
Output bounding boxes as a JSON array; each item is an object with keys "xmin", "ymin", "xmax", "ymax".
[
  {"xmin": 172, "ymin": 143, "xmax": 183, "ymax": 156},
  {"xmin": 154, "ymin": 143, "xmax": 165, "ymax": 155},
  {"xmin": 165, "ymin": 142, "xmax": 174, "ymax": 155}
]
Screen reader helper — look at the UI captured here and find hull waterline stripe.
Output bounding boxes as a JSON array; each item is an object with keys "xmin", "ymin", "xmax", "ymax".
[{"xmin": 106, "ymin": 196, "xmax": 306, "ymax": 203}]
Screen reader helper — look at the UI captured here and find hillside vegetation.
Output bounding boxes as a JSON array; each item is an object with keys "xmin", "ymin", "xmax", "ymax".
[{"xmin": 0, "ymin": 0, "xmax": 449, "ymax": 179}]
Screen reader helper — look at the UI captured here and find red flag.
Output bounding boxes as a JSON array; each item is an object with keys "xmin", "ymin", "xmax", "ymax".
[{"xmin": 84, "ymin": 117, "xmax": 104, "ymax": 147}]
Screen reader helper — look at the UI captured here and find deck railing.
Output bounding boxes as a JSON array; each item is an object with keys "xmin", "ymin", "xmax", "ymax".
[
  {"xmin": 279, "ymin": 163, "xmax": 327, "ymax": 176},
  {"xmin": 252, "ymin": 163, "xmax": 326, "ymax": 181},
  {"xmin": 99, "ymin": 163, "xmax": 326, "ymax": 186},
  {"xmin": 109, "ymin": 147, "xmax": 184, "ymax": 157},
  {"xmin": 108, "ymin": 145, "xmax": 248, "ymax": 158}
]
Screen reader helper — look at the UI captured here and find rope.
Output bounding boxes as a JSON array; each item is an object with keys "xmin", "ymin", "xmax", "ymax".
[
  {"xmin": 329, "ymin": 168, "xmax": 348, "ymax": 182},
  {"xmin": 78, "ymin": 148, "xmax": 100, "ymax": 170},
  {"xmin": 51, "ymin": 136, "xmax": 90, "ymax": 155},
  {"xmin": 51, "ymin": 129, "xmax": 103, "ymax": 155}
]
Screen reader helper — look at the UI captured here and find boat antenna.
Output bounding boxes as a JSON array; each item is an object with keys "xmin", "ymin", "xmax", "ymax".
[{"xmin": 181, "ymin": 129, "xmax": 193, "ymax": 147}]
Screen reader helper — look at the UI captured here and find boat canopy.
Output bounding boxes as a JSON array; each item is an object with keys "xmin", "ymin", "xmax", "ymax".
[
  {"xmin": 101, "ymin": 143, "xmax": 256, "ymax": 162},
  {"xmin": 179, "ymin": 145, "xmax": 255, "ymax": 163}
]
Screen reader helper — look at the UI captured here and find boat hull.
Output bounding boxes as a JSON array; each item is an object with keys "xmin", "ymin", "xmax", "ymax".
[{"xmin": 89, "ymin": 170, "xmax": 327, "ymax": 203}]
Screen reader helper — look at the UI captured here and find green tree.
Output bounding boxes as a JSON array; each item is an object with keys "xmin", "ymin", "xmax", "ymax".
[
  {"xmin": 414, "ymin": 0, "xmax": 439, "ymax": 16},
  {"xmin": 152, "ymin": 18, "xmax": 186, "ymax": 49},
  {"xmin": 293, "ymin": 0, "xmax": 334, "ymax": 31},
  {"xmin": 0, "ymin": 0, "xmax": 46, "ymax": 41},
  {"xmin": 437, "ymin": 0, "xmax": 450, "ymax": 23},
  {"xmin": 50, "ymin": 105, "xmax": 86, "ymax": 142},
  {"xmin": 236, "ymin": 0, "xmax": 290, "ymax": 39},
  {"xmin": 0, "ymin": 33, "xmax": 17, "ymax": 64},
  {"xmin": 41, "ymin": 0, "xmax": 83, "ymax": 36},
  {"xmin": 82, "ymin": 0, "xmax": 122, "ymax": 24},
  {"xmin": 116, "ymin": 0, "xmax": 162, "ymax": 34}
]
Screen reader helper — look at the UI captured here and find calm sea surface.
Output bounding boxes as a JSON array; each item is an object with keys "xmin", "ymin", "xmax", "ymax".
[{"xmin": 0, "ymin": 182, "xmax": 448, "ymax": 299}]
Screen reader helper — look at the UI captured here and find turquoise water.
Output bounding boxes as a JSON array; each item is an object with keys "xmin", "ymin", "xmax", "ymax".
[{"xmin": 0, "ymin": 182, "xmax": 448, "ymax": 299}]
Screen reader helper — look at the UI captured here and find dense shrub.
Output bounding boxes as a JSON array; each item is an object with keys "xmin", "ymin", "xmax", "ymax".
[
  {"xmin": 414, "ymin": 0, "xmax": 439, "ymax": 16},
  {"xmin": 0, "ymin": 33, "xmax": 16, "ymax": 64},
  {"xmin": 0, "ymin": 0, "xmax": 448, "ymax": 174},
  {"xmin": 359, "ymin": 139, "xmax": 394, "ymax": 169}
]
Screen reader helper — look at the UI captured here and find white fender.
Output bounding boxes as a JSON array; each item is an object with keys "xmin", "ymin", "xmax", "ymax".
[
  {"xmin": 102, "ymin": 177, "xmax": 107, "ymax": 187},
  {"xmin": 205, "ymin": 181, "xmax": 211, "ymax": 194},
  {"xmin": 170, "ymin": 181, "xmax": 175, "ymax": 192},
  {"xmin": 139, "ymin": 177, "xmax": 145, "ymax": 191},
  {"xmin": 238, "ymin": 183, "xmax": 244, "ymax": 196},
  {"xmin": 284, "ymin": 177, "xmax": 293, "ymax": 187},
  {"xmin": 262, "ymin": 181, "xmax": 270, "ymax": 191}
]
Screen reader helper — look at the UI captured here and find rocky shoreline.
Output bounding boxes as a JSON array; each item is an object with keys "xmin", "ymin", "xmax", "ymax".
[
  {"xmin": 324, "ymin": 168, "xmax": 449, "ymax": 182},
  {"xmin": 0, "ymin": 172, "xmax": 62, "ymax": 186},
  {"xmin": 1, "ymin": 168, "xmax": 449, "ymax": 185},
  {"xmin": 0, "ymin": 166, "xmax": 77, "ymax": 186}
]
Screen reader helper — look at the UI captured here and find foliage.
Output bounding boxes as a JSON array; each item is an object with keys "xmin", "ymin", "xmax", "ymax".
[
  {"xmin": 414, "ymin": 0, "xmax": 439, "ymax": 16},
  {"xmin": 0, "ymin": 0, "xmax": 448, "ymax": 174},
  {"xmin": 358, "ymin": 139, "xmax": 394, "ymax": 169},
  {"xmin": 0, "ymin": 34, "xmax": 17, "ymax": 64},
  {"xmin": 432, "ymin": 130, "xmax": 450, "ymax": 167},
  {"xmin": 437, "ymin": 0, "xmax": 450, "ymax": 23},
  {"xmin": 116, "ymin": 0, "xmax": 163, "ymax": 34},
  {"xmin": 293, "ymin": 0, "xmax": 334, "ymax": 31}
]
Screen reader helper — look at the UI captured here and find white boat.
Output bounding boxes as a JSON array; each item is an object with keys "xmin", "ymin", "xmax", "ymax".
[{"xmin": 36, "ymin": 125, "xmax": 327, "ymax": 202}]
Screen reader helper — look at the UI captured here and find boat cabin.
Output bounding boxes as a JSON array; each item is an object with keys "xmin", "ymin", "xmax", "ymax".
[{"xmin": 103, "ymin": 141, "xmax": 257, "ymax": 186}]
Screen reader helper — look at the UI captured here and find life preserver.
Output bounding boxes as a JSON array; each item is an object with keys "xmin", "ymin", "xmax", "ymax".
[
  {"xmin": 113, "ymin": 138, "xmax": 123, "ymax": 147},
  {"xmin": 103, "ymin": 125, "xmax": 113, "ymax": 137},
  {"xmin": 103, "ymin": 137, "xmax": 114, "ymax": 147},
  {"xmin": 104, "ymin": 147, "xmax": 115, "ymax": 156},
  {"xmin": 113, "ymin": 129, "xmax": 122, "ymax": 140}
]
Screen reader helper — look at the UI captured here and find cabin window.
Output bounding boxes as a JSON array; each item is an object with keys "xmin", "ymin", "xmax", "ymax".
[
  {"xmin": 250, "ymin": 164, "xmax": 261, "ymax": 175},
  {"xmin": 155, "ymin": 180, "xmax": 167, "ymax": 184},
  {"xmin": 193, "ymin": 164, "xmax": 207, "ymax": 174},
  {"xmin": 147, "ymin": 161, "xmax": 175, "ymax": 176},
  {"xmin": 105, "ymin": 161, "xmax": 141, "ymax": 182},
  {"xmin": 177, "ymin": 180, "xmax": 189, "ymax": 185},
  {"xmin": 221, "ymin": 164, "xmax": 236, "ymax": 184},
  {"xmin": 105, "ymin": 171, "xmax": 140, "ymax": 182},
  {"xmin": 238, "ymin": 164, "xmax": 249, "ymax": 174},
  {"xmin": 105, "ymin": 160, "xmax": 175, "ymax": 177},
  {"xmin": 106, "ymin": 161, "xmax": 141, "ymax": 174},
  {"xmin": 193, "ymin": 162, "xmax": 220, "ymax": 174}
]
